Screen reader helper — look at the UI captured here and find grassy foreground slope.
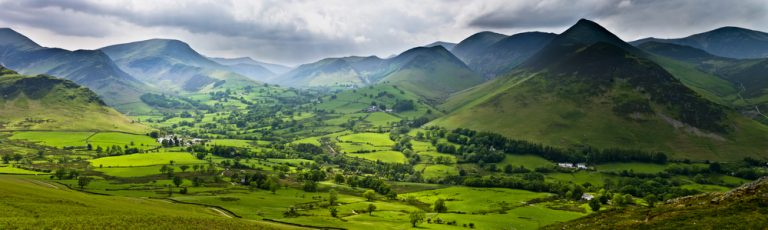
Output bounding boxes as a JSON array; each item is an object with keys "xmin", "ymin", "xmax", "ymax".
[
  {"xmin": 0, "ymin": 66, "xmax": 149, "ymax": 133},
  {"xmin": 0, "ymin": 176, "xmax": 286, "ymax": 229},
  {"xmin": 543, "ymin": 177, "xmax": 768, "ymax": 230}
]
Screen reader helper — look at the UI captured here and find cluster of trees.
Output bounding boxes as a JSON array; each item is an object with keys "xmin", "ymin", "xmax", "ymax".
[
  {"xmin": 346, "ymin": 175, "xmax": 397, "ymax": 199},
  {"xmin": 93, "ymin": 144, "xmax": 140, "ymax": 157},
  {"xmin": 434, "ymin": 128, "xmax": 669, "ymax": 165}
]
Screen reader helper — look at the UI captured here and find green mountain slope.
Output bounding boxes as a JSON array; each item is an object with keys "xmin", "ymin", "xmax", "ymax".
[
  {"xmin": 632, "ymin": 26, "xmax": 768, "ymax": 59},
  {"xmin": 464, "ymin": 32, "xmax": 556, "ymax": 78},
  {"xmin": 0, "ymin": 66, "xmax": 149, "ymax": 133},
  {"xmin": 100, "ymin": 39, "xmax": 259, "ymax": 92},
  {"xmin": 0, "ymin": 176, "xmax": 283, "ymax": 229},
  {"xmin": 279, "ymin": 56, "xmax": 386, "ymax": 87},
  {"xmin": 638, "ymin": 42, "xmax": 768, "ymax": 106},
  {"xmin": 209, "ymin": 57, "xmax": 277, "ymax": 82},
  {"xmin": 431, "ymin": 19, "xmax": 768, "ymax": 161},
  {"xmin": 451, "ymin": 31, "xmax": 507, "ymax": 63},
  {"xmin": 0, "ymin": 28, "xmax": 151, "ymax": 112},
  {"xmin": 543, "ymin": 177, "xmax": 768, "ymax": 230}
]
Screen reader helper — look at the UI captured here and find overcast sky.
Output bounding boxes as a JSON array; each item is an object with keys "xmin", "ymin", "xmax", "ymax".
[{"xmin": 0, "ymin": 0, "xmax": 766, "ymax": 66}]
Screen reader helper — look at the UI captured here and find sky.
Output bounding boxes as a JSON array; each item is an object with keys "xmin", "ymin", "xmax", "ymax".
[{"xmin": 0, "ymin": 0, "xmax": 766, "ymax": 66}]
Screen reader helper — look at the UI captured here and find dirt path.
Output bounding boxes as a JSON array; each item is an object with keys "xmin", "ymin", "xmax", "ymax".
[
  {"xmin": 25, "ymin": 179, "xmax": 60, "ymax": 190},
  {"xmin": 210, "ymin": 207, "xmax": 234, "ymax": 218}
]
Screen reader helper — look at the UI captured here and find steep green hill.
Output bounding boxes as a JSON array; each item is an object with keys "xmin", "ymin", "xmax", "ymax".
[
  {"xmin": 0, "ymin": 66, "xmax": 149, "ymax": 133},
  {"xmin": 0, "ymin": 28, "xmax": 151, "ymax": 112},
  {"xmin": 632, "ymin": 26, "xmax": 768, "ymax": 59},
  {"xmin": 431, "ymin": 19, "xmax": 768, "ymax": 161},
  {"xmin": 543, "ymin": 177, "xmax": 768, "ymax": 229}
]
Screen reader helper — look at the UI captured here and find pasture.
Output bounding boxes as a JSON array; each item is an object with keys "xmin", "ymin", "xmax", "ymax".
[
  {"xmin": 90, "ymin": 152, "xmax": 205, "ymax": 167},
  {"xmin": 349, "ymin": 151, "xmax": 407, "ymax": 163}
]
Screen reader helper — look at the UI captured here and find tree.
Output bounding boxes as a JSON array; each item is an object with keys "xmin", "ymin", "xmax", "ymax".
[
  {"xmin": 644, "ymin": 194, "xmax": 658, "ymax": 207},
  {"xmin": 367, "ymin": 203, "xmax": 377, "ymax": 216},
  {"xmin": 334, "ymin": 174, "xmax": 345, "ymax": 184},
  {"xmin": 329, "ymin": 207, "xmax": 338, "ymax": 217},
  {"xmin": 303, "ymin": 180, "xmax": 317, "ymax": 192},
  {"xmin": 180, "ymin": 165, "xmax": 190, "ymax": 172},
  {"xmin": 434, "ymin": 198, "xmax": 447, "ymax": 213},
  {"xmin": 160, "ymin": 165, "xmax": 169, "ymax": 174},
  {"xmin": 173, "ymin": 176, "xmax": 183, "ymax": 187},
  {"xmin": 409, "ymin": 210, "xmax": 426, "ymax": 227},
  {"xmin": 709, "ymin": 162, "xmax": 722, "ymax": 173},
  {"xmin": 54, "ymin": 168, "xmax": 67, "ymax": 180},
  {"xmin": 78, "ymin": 176, "xmax": 93, "ymax": 189},
  {"xmin": 589, "ymin": 198, "xmax": 601, "ymax": 211},
  {"xmin": 363, "ymin": 189, "xmax": 376, "ymax": 201},
  {"xmin": 329, "ymin": 189, "xmax": 338, "ymax": 206}
]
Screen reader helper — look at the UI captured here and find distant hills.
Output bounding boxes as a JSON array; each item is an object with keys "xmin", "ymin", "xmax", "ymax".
[
  {"xmin": 100, "ymin": 39, "xmax": 258, "ymax": 92},
  {"xmin": 632, "ymin": 26, "xmax": 768, "ymax": 59},
  {"xmin": 209, "ymin": 57, "xmax": 291, "ymax": 82},
  {"xmin": 424, "ymin": 41, "xmax": 456, "ymax": 50},
  {"xmin": 279, "ymin": 46, "xmax": 483, "ymax": 100},
  {"xmin": 0, "ymin": 28, "xmax": 149, "ymax": 111},
  {"xmin": 0, "ymin": 65, "xmax": 148, "ymax": 132},
  {"xmin": 431, "ymin": 19, "xmax": 768, "ymax": 161}
]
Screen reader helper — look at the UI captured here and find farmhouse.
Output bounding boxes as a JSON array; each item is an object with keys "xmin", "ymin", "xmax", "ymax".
[{"xmin": 556, "ymin": 162, "xmax": 589, "ymax": 170}]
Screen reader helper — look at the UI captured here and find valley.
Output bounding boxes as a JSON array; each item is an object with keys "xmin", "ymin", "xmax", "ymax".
[{"xmin": 0, "ymin": 12, "xmax": 767, "ymax": 230}]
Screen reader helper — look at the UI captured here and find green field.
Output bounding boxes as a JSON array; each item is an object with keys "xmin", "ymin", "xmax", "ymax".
[
  {"xmin": 339, "ymin": 133, "xmax": 395, "ymax": 146},
  {"xmin": 95, "ymin": 165, "xmax": 176, "ymax": 177},
  {"xmin": 0, "ymin": 166, "xmax": 46, "ymax": 175},
  {"xmin": 88, "ymin": 132, "xmax": 159, "ymax": 149},
  {"xmin": 402, "ymin": 186, "xmax": 552, "ymax": 213},
  {"xmin": 90, "ymin": 152, "xmax": 205, "ymax": 167},
  {"xmin": 208, "ymin": 139, "xmax": 256, "ymax": 148},
  {"xmin": 349, "ymin": 151, "xmax": 407, "ymax": 163},
  {"xmin": 501, "ymin": 154, "xmax": 554, "ymax": 169},
  {"xmin": 10, "ymin": 131, "xmax": 94, "ymax": 148}
]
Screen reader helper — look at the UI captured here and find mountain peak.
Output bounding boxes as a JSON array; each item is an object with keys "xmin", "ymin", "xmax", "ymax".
[
  {"xmin": 0, "ymin": 28, "xmax": 41, "ymax": 49},
  {"xmin": 559, "ymin": 19, "xmax": 629, "ymax": 47}
]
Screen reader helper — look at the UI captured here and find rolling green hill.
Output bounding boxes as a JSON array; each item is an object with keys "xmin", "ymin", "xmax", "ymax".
[
  {"xmin": 0, "ymin": 28, "xmax": 152, "ymax": 112},
  {"xmin": 543, "ymin": 177, "xmax": 768, "ymax": 229},
  {"xmin": 431, "ymin": 19, "xmax": 768, "ymax": 161},
  {"xmin": 0, "ymin": 66, "xmax": 149, "ymax": 133}
]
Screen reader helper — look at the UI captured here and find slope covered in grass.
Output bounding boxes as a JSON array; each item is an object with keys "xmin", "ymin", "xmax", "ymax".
[
  {"xmin": 0, "ymin": 66, "xmax": 149, "ymax": 133},
  {"xmin": 0, "ymin": 176, "xmax": 284, "ymax": 229}
]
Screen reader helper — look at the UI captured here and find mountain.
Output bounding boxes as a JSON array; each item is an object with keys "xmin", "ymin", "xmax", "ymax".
[
  {"xmin": 638, "ymin": 41, "xmax": 768, "ymax": 107},
  {"xmin": 210, "ymin": 57, "xmax": 292, "ymax": 82},
  {"xmin": 379, "ymin": 46, "xmax": 484, "ymax": 100},
  {"xmin": 431, "ymin": 19, "xmax": 768, "ymax": 161},
  {"xmin": 100, "ymin": 39, "xmax": 257, "ymax": 92},
  {"xmin": 459, "ymin": 32, "xmax": 556, "ymax": 78},
  {"xmin": 424, "ymin": 41, "xmax": 456, "ymax": 50},
  {"xmin": 278, "ymin": 56, "xmax": 386, "ymax": 87},
  {"xmin": 544, "ymin": 177, "xmax": 768, "ymax": 229},
  {"xmin": 632, "ymin": 26, "xmax": 768, "ymax": 59},
  {"xmin": 0, "ymin": 65, "xmax": 149, "ymax": 133},
  {"xmin": 0, "ymin": 28, "xmax": 151, "ymax": 112},
  {"xmin": 278, "ymin": 46, "xmax": 483, "ymax": 100},
  {"xmin": 451, "ymin": 31, "xmax": 507, "ymax": 64}
]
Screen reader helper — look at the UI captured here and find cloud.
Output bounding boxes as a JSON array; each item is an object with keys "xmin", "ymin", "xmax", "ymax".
[{"xmin": 0, "ymin": 0, "xmax": 766, "ymax": 65}]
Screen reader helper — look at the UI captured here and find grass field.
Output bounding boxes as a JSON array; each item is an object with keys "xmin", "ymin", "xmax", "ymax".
[
  {"xmin": 94, "ymin": 165, "xmax": 176, "ymax": 177},
  {"xmin": 415, "ymin": 164, "xmax": 458, "ymax": 180},
  {"xmin": 88, "ymin": 132, "xmax": 159, "ymax": 149},
  {"xmin": 209, "ymin": 139, "xmax": 256, "ymax": 148},
  {"xmin": 402, "ymin": 186, "xmax": 552, "ymax": 213},
  {"xmin": 339, "ymin": 133, "xmax": 395, "ymax": 146},
  {"xmin": 0, "ymin": 176, "xmax": 284, "ymax": 229},
  {"xmin": 501, "ymin": 154, "xmax": 554, "ymax": 169},
  {"xmin": 90, "ymin": 152, "xmax": 206, "ymax": 167},
  {"xmin": 349, "ymin": 151, "xmax": 407, "ymax": 163},
  {"xmin": 0, "ymin": 166, "xmax": 46, "ymax": 175},
  {"xmin": 9, "ymin": 131, "xmax": 94, "ymax": 148}
]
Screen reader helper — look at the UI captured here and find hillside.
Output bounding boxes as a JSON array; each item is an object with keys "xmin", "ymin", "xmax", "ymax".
[
  {"xmin": 638, "ymin": 42, "xmax": 768, "ymax": 106},
  {"xmin": 0, "ymin": 28, "xmax": 151, "ymax": 112},
  {"xmin": 0, "ymin": 66, "xmax": 149, "ymax": 133},
  {"xmin": 431, "ymin": 19, "xmax": 768, "ymax": 161},
  {"xmin": 424, "ymin": 41, "xmax": 457, "ymax": 50},
  {"xmin": 632, "ymin": 26, "xmax": 768, "ymax": 59},
  {"xmin": 544, "ymin": 177, "xmax": 768, "ymax": 229},
  {"xmin": 0, "ymin": 176, "xmax": 284, "ymax": 229},
  {"xmin": 100, "ymin": 39, "xmax": 258, "ymax": 92},
  {"xmin": 279, "ymin": 56, "xmax": 386, "ymax": 87}
]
